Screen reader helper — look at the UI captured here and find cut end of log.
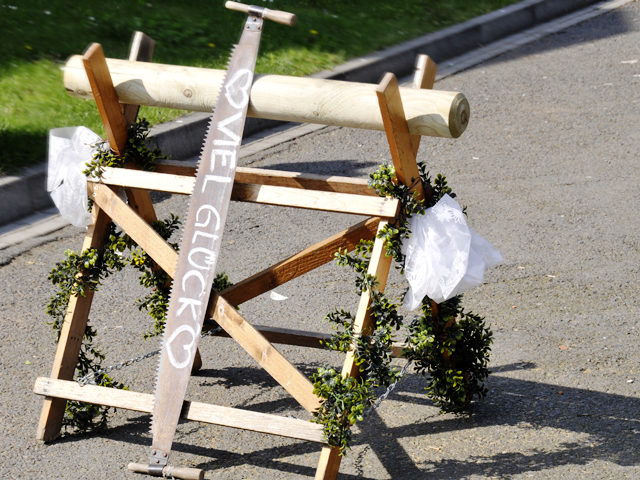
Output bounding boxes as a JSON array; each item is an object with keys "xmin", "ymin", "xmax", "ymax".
[{"xmin": 449, "ymin": 93, "xmax": 470, "ymax": 138}]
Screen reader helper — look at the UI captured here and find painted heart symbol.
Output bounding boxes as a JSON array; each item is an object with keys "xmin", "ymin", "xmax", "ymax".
[
  {"xmin": 165, "ymin": 324, "xmax": 197, "ymax": 369},
  {"xmin": 224, "ymin": 68, "xmax": 252, "ymax": 109}
]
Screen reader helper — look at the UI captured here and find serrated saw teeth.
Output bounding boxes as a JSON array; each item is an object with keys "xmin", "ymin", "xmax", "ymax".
[{"xmin": 149, "ymin": 13, "xmax": 264, "ymax": 462}]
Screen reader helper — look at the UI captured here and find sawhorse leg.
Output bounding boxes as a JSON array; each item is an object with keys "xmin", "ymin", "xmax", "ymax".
[
  {"xmin": 315, "ymin": 55, "xmax": 437, "ymax": 478},
  {"xmin": 37, "ymin": 33, "xmax": 160, "ymax": 442},
  {"xmin": 315, "ymin": 219, "xmax": 392, "ymax": 479},
  {"xmin": 36, "ymin": 206, "xmax": 113, "ymax": 441}
]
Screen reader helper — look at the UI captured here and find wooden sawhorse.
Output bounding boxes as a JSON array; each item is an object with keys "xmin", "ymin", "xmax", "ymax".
[{"xmin": 34, "ymin": 34, "xmax": 464, "ymax": 478}]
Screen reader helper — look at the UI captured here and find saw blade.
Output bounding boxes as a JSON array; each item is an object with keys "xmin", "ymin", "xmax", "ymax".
[{"xmin": 149, "ymin": 14, "xmax": 264, "ymax": 461}]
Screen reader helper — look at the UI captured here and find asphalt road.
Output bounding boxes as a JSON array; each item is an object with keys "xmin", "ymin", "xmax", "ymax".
[{"xmin": 1, "ymin": 2, "xmax": 639, "ymax": 479}]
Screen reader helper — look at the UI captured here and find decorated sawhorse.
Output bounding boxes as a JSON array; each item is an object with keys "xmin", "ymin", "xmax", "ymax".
[{"xmin": 34, "ymin": 5, "xmax": 470, "ymax": 478}]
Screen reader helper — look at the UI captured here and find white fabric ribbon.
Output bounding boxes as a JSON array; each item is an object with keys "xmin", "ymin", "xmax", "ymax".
[
  {"xmin": 401, "ymin": 194, "xmax": 503, "ymax": 309},
  {"xmin": 47, "ymin": 127, "xmax": 102, "ymax": 227}
]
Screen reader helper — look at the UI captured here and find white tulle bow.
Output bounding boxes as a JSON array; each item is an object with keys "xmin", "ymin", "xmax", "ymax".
[
  {"xmin": 401, "ymin": 194, "xmax": 503, "ymax": 309},
  {"xmin": 47, "ymin": 127, "xmax": 102, "ymax": 227}
]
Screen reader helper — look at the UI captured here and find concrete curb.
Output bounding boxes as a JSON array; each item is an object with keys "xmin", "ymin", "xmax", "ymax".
[
  {"xmin": 0, "ymin": 0, "xmax": 614, "ymax": 229},
  {"xmin": 0, "ymin": 163, "xmax": 53, "ymax": 226}
]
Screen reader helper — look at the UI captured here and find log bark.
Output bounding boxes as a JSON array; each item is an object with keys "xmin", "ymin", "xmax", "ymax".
[{"xmin": 63, "ymin": 56, "xmax": 469, "ymax": 138}]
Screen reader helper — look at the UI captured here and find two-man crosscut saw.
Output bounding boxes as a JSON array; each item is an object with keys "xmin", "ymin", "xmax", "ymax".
[{"xmin": 128, "ymin": 3, "xmax": 296, "ymax": 478}]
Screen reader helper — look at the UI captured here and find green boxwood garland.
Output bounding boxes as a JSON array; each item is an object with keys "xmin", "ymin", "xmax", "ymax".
[
  {"xmin": 45, "ymin": 119, "xmax": 231, "ymax": 433},
  {"xmin": 45, "ymin": 121, "xmax": 492, "ymax": 444},
  {"xmin": 311, "ymin": 162, "xmax": 493, "ymax": 454}
]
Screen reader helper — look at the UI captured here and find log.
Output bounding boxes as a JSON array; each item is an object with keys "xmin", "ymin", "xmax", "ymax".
[{"xmin": 63, "ymin": 56, "xmax": 469, "ymax": 138}]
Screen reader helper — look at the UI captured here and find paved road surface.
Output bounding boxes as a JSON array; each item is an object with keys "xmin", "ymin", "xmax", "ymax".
[{"xmin": 1, "ymin": 2, "xmax": 639, "ymax": 478}]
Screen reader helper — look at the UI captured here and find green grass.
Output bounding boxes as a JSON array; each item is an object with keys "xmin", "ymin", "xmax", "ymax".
[{"xmin": 0, "ymin": 0, "xmax": 518, "ymax": 175}]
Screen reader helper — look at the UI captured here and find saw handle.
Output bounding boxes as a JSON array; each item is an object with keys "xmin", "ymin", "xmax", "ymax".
[
  {"xmin": 225, "ymin": 1, "xmax": 297, "ymax": 26},
  {"xmin": 128, "ymin": 463, "xmax": 204, "ymax": 480}
]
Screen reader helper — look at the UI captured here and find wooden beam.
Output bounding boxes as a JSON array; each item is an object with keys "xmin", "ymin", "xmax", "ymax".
[
  {"xmin": 83, "ymin": 37, "xmax": 161, "ymax": 281},
  {"xmin": 202, "ymin": 323, "xmax": 408, "ymax": 356},
  {"xmin": 412, "ymin": 54, "xmax": 438, "ymax": 91},
  {"xmin": 82, "ymin": 44, "xmax": 128, "ymax": 156},
  {"xmin": 203, "ymin": 323, "xmax": 332, "ymax": 348},
  {"xmin": 209, "ymin": 294, "xmax": 322, "ymax": 414},
  {"xmin": 316, "ymin": 221, "xmax": 393, "ymax": 477},
  {"xmin": 95, "ymin": 168, "xmax": 399, "ymax": 218},
  {"xmin": 123, "ymin": 32, "xmax": 155, "ymax": 125},
  {"xmin": 316, "ymin": 69, "xmax": 428, "ymax": 475},
  {"xmin": 376, "ymin": 73, "xmax": 425, "ymax": 201},
  {"xmin": 84, "ymin": 36, "xmax": 158, "ymax": 231},
  {"xmin": 98, "ymin": 167, "xmax": 194, "ymax": 195},
  {"xmin": 315, "ymin": 446, "xmax": 342, "ymax": 480},
  {"xmin": 36, "ymin": 201, "xmax": 114, "ymax": 442},
  {"xmin": 410, "ymin": 55, "xmax": 438, "ymax": 157},
  {"xmin": 120, "ymin": 32, "xmax": 161, "ymax": 233},
  {"xmin": 232, "ymin": 183, "xmax": 398, "ymax": 217},
  {"xmin": 154, "ymin": 161, "xmax": 376, "ymax": 197},
  {"xmin": 63, "ymin": 56, "xmax": 470, "ymax": 139},
  {"xmin": 341, "ymin": 221, "xmax": 394, "ymax": 378},
  {"xmin": 221, "ymin": 217, "xmax": 380, "ymax": 307},
  {"xmin": 91, "ymin": 183, "xmax": 177, "ymax": 276},
  {"xmin": 34, "ymin": 378, "xmax": 325, "ymax": 444}
]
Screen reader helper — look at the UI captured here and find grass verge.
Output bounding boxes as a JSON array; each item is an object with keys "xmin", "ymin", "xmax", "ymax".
[{"xmin": 0, "ymin": 0, "xmax": 518, "ymax": 175}]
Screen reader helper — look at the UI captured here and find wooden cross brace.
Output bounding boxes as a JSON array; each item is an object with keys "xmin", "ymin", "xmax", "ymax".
[{"xmin": 33, "ymin": 35, "xmax": 439, "ymax": 480}]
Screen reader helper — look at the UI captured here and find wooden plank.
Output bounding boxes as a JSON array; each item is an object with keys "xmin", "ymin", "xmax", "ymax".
[
  {"xmin": 209, "ymin": 294, "xmax": 322, "ymax": 414},
  {"xmin": 315, "ymin": 446, "xmax": 341, "ymax": 480},
  {"xmin": 82, "ymin": 44, "xmax": 128, "ymax": 156},
  {"xmin": 154, "ymin": 161, "xmax": 376, "ymax": 196},
  {"xmin": 202, "ymin": 323, "xmax": 408, "ymax": 356},
  {"xmin": 152, "ymin": 159, "xmax": 197, "ymax": 175},
  {"xmin": 316, "ymin": 221, "xmax": 392, "ymax": 477},
  {"xmin": 342, "ymin": 221, "xmax": 393, "ymax": 378},
  {"xmin": 124, "ymin": 185, "xmax": 158, "ymax": 225},
  {"xmin": 91, "ymin": 183, "xmax": 177, "ymax": 276},
  {"xmin": 36, "ymin": 202, "xmax": 114, "ymax": 442},
  {"xmin": 96, "ymin": 168, "xmax": 399, "ymax": 218},
  {"xmin": 411, "ymin": 55, "xmax": 438, "ymax": 157},
  {"xmin": 412, "ymin": 54, "xmax": 438, "ymax": 91},
  {"xmin": 203, "ymin": 323, "xmax": 332, "ymax": 349},
  {"xmin": 83, "ymin": 34, "xmax": 158, "ymax": 227},
  {"xmin": 232, "ymin": 183, "xmax": 398, "ymax": 217},
  {"xmin": 376, "ymin": 73, "xmax": 425, "ymax": 200},
  {"xmin": 34, "ymin": 378, "xmax": 325, "ymax": 444},
  {"xmin": 221, "ymin": 217, "xmax": 380, "ymax": 307},
  {"xmin": 64, "ymin": 56, "xmax": 470, "ymax": 139},
  {"xmin": 123, "ymin": 32, "xmax": 155, "ymax": 125},
  {"xmin": 98, "ymin": 167, "xmax": 194, "ymax": 194},
  {"xmin": 119, "ymin": 32, "xmax": 160, "ymax": 225},
  {"xmin": 236, "ymin": 168, "xmax": 374, "ymax": 196},
  {"xmin": 84, "ymin": 38, "xmax": 159, "ymax": 228},
  {"xmin": 152, "ymin": 159, "xmax": 196, "ymax": 175}
]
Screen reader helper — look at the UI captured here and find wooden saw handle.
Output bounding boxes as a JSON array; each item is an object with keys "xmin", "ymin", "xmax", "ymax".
[
  {"xmin": 225, "ymin": 1, "xmax": 297, "ymax": 26},
  {"xmin": 128, "ymin": 463, "xmax": 204, "ymax": 480}
]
